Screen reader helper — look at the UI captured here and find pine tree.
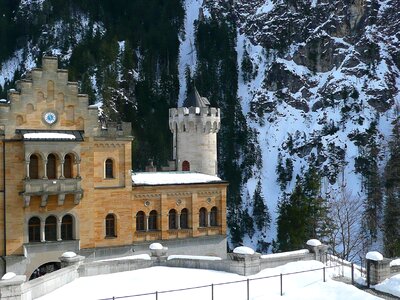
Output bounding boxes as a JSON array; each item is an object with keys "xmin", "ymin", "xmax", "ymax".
[
  {"xmin": 383, "ymin": 118, "xmax": 400, "ymax": 257},
  {"xmin": 241, "ymin": 46, "xmax": 253, "ymax": 82},
  {"xmin": 253, "ymin": 180, "xmax": 271, "ymax": 231}
]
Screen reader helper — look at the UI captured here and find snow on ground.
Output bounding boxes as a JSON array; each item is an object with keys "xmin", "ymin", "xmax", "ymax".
[
  {"xmin": 375, "ymin": 274, "xmax": 400, "ymax": 298},
  {"xmin": 37, "ymin": 260, "xmax": 382, "ymax": 300}
]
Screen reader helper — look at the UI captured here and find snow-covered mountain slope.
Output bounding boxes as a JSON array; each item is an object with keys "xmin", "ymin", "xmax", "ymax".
[{"xmin": 187, "ymin": 0, "xmax": 400, "ymax": 249}]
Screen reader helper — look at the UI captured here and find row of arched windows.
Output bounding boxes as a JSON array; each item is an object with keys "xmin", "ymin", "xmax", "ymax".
[
  {"xmin": 28, "ymin": 153, "xmax": 79, "ymax": 179},
  {"xmin": 135, "ymin": 207, "xmax": 218, "ymax": 231},
  {"xmin": 28, "ymin": 208, "xmax": 219, "ymax": 242},
  {"xmin": 28, "ymin": 215, "xmax": 74, "ymax": 242}
]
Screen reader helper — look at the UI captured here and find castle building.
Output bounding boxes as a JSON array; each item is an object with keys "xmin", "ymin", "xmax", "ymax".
[{"xmin": 0, "ymin": 57, "xmax": 227, "ymax": 279}]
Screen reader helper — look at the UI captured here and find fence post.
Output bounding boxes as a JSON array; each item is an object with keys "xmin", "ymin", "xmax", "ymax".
[
  {"xmin": 323, "ymin": 267, "xmax": 326, "ymax": 282},
  {"xmin": 247, "ymin": 279, "xmax": 250, "ymax": 300},
  {"xmin": 155, "ymin": 291, "xmax": 158, "ymax": 300},
  {"xmin": 211, "ymin": 283, "xmax": 214, "ymax": 300},
  {"xmin": 280, "ymin": 273, "xmax": 283, "ymax": 296},
  {"xmin": 351, "ymin": 263, "xmax": 354, "ymax": 285}
]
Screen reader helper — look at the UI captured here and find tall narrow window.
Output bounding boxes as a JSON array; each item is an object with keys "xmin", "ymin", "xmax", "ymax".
[
  {"xmin": 210, "ymin": 207, "xmax": 218, "ymax": 226},
  {"xmin": 29, "ymin": 154, "xmax": 39, "ymax": 179},
  {"xmin": 105, "ymin": 159, "xmax": 113, "ymax": 178},
  {"xmin": 45, "ymin": 216, "xmax": 57, "ymax": 241},
  {"xmin": 105, "ymin": 214, "xmax": 116, "ymax": 237},
  {"xmin": 47, "ymin": 154, "xmax": 57, "ymax": 179},
  {"xmin": 182, "ymin": 160, "xmax": 190, "ymax": 171},
  {"xmin": 28, "ymin": 217, "xmax": 41, "ymax": 242},
  {"xmin": 180, "ymin": 208, "xmax": 189, "ymax": 229},
  {"xmin": 148, "ymin": 210, "xmax": 157, "ymax": 230},
  {"xmin": 61, "ymin": 215, "xmax": 73, "ymax": 240},
  {"xmin": 136, "ymin": 211, "xmax": 145, "ymax": 231},
  {"xmin": 199, "ymin": 208, "xmax": 207, "ymax": 227},
  {"xmin": 168, "ymin": 209, "xmax": 177, "ymax": 230},
  {"xmin": 64, "ymin": 154, "xmax": 73, "ymax": 178}
]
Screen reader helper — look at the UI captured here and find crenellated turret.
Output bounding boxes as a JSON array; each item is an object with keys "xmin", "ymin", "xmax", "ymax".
[{"xmin": 168, "ymin": 87, "xmax": 220, "ymax": 176}]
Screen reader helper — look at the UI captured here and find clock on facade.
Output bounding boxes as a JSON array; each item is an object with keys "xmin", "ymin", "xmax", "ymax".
[{"xmin": 43, "ymin": 111, "xmax": 57, "ymax": 125}]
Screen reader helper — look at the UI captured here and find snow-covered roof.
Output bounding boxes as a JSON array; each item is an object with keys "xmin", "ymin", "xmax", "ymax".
[
  {"xmin": 23, "ymin": 132, "xmax": 76, "ymax": 140},
  {"xmin": 132, "ymin": 172, "xmax": 223, "ymax": 186},
  {"xmin": 17, "ymin": 129, "xmax": 84, "ymax": 141}
]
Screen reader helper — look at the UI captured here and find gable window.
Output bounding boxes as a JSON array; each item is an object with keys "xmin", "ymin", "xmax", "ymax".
[
  {"xmin": 148, "ymin": 210, "xmax": 157, "ymax": 230},
  {"xmin": 168, "ymin": 209, "xmax": 177, "ymax": 230},
  {"xmin": 105, "ymin": 159, "xmax": 114, "ymax": 178},
  {"xmin": 61, "ymin": 215, "xmax": 73, "ymax": 240},
  {"xmin": 28, "ymin": 217, "xmax": 41, "ymax": 242},
  {"xmin": 136, "ymin": 211, "xmax": 145, "ymax": 231},
  {"xmin": 45, "ymin": 216, "xmax": 57, "ymax": 241},
  {"xmin": 64, "ymin": 154, "xmax": 73, "ymax": 178},
  {"xmin": 47, "ymin": 154, "xmax": 57, "ymax": 179},
  {"xmin": 182, "ymin": 160, "xmax": 190, "ymax": 171},
  {"xmin": 105, "ymin": 214, "xmax": 116, "ymax": 237},
  {"xmin": 199, "ymin": 207, "xmax": 207, "ymax": 227},
  {"xmin": 210, "ymin": 207, "xmax": 218, "ymax": 226},
  {"xmin": 29, "ymin": 154, "xmax": 39, "ymax": 179},
  {"xmin": 180, "ymin": 208, "xmax": 189, "ymax": 229}
]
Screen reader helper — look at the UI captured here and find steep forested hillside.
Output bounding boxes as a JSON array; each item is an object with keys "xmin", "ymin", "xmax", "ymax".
[{"xmin": 0, "ymin": 0, "xmax": 399, "ymax": 259}]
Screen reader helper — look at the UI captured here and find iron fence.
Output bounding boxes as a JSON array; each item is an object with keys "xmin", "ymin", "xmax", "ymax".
[{"xmin": 98, "ymin": 265, "xmax": 340, "ymax": 300}]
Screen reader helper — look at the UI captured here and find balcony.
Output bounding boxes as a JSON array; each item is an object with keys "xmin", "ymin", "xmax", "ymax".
[{"xmin": 22, "ymin": 178, "xmax": 83, "ymax": 207}]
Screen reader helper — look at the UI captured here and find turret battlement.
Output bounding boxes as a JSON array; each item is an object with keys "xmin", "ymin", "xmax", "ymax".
[{"xmin": 169, "ymin": 107, "xmax": 220, "ymax": 134}]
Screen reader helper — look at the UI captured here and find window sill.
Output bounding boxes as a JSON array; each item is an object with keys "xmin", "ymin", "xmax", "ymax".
[{"xmin": 105, "ymin": 236, "xmax": 117, "ymax": 239}]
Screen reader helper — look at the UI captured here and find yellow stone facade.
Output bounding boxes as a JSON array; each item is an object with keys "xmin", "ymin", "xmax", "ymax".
[{"xmin": 0, "ymin": 57, "xmax": 227, "ymax": 278}]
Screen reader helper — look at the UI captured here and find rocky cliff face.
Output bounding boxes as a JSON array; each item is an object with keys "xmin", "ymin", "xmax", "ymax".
[{"xmin": 199, "ymin": 0, "xmax": 399, "ymax": 249}]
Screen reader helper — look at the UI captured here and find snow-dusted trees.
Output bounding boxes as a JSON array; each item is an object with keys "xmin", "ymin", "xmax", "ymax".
[
  {"xmin": 253, "ymin": 180, "xmax": 271, "ymax": 231},
  {"xmin": 327, "ymin": 191, "xmax": 364, "ymax": 261},
  {"xmin": 383, "ymin": 118, "xmax": 400, "ymax": 257},
  {"xmin": 276, "ymin": 167, "xmax": 330, "ymax": 251}
]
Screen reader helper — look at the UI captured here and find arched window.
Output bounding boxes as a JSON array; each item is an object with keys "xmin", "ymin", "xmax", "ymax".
[
  {"xmin": 210, "ymin": 207, "xmax": 218, "ymax": 226},
  {"xmin": 105, "ymin": 214, "xmax": 116, "ymax": 237},
  {"xmin": 180, "ymin": 208, "xmax": 189, "ymax": 229},
  {"xmin": 182, "ymin": 160, "xmax": 190, "ymax": 171},
  {"xmin": 64, "ymin": 154, "xmax": 73, "ymax": 178},
  {"xmin": 168, "ymin": 209, "xmax": 177, "ymax": 230},
  {"xmin": 136, "ymin": 211, "xmax": 145, "ymax": 231},
  {"xmin": 47, "ymin": 154, "xmax": 57, "ymax": 179},
  {"xmin": 148, "ymin": 210, "xmax": 157, "ymax": 230},
  {"xmin": 199, "ymin": 207, "xmax": 207, "ymax": 227},
  {"xmin": 28, "ymin": 217, "xmax": 41, "ymax": 242},
  {"xmin": 29, "ymin": 154, "xmax": 39, "ymax": 179},
  {"xmin": 105, "ymin": 159, "xmax": 113, "ymax": 178},
  {"xmin": 61, "ymin": 215, "xmax": 73, "ymax": 240},
  {"xmin": 45, "ymin": 216, "xmax": 57, "ymax": 241}
]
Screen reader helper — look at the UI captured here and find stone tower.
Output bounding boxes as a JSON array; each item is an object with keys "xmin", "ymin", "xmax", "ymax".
[{"xmin": 169, "ymin": 87, "xmax": 220, "ymax": 176}]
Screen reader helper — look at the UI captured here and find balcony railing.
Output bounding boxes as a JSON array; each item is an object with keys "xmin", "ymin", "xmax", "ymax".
[{"xmin": 22, "ymin": 178, "xmax": 83, "ymax": 207}]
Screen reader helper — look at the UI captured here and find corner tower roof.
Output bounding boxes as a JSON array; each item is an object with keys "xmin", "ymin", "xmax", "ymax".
[{"xmin": 183, "ymin": 86, "xmax": 210, "ymax": 108}]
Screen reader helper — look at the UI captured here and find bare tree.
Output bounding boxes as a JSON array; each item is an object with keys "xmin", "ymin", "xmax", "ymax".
[{"xmin": 328, "ymin": 191, "xmax": 364, "ymax": 261}]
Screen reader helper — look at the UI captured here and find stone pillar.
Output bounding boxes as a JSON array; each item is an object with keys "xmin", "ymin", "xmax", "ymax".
[
  {"xmin": 40, "ymin": 220, "xmax": 45, "ymax": 242},
  {"xmin": 57, "ymin": 218, "xmax": 62, "ymax": 241},
  {"xmin": 60, "ymin": 159, "xmax": 65, "ymax": 179},
  {"xmin": 207, "ymin": 212, "xmax": 211, "ymax": 227},
  {"xmin": 366, "ymin": 251, "xmax": 391, "ymax": 286},
  {"xmin": 146, "ymin": 216, "xmax": 149, "ymax": 232},
  {"xmin": 43, "ymin": 159, "xmax": 48, "ymax": 179},
  {"xmin": 230, "ymin": 246, "xmax": 261, "ymax": 276},
  {"xmin": 0, "ymin": 275, "xmax": 26, "ymax": 299},
  {"xmin": 25, "ymin": 161, "xmax": 30, "ymax": 179},
  {"xmin": 177, "ymin": 213, "xmax": 181, "ymax": 229},
  {"xmin": 306, "ymin": 239, "xmax": 328, "ymax": 263},
  {"xmin": 76, "ymin": 159, "xmax": 81, "ymax": 178},
  {"xmin": 59, "ymin": 252, "xmax": 85, "ymax": 268}
]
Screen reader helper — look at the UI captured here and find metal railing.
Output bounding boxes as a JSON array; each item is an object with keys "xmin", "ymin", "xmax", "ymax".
[{"xmin": 97, "ymin": 265, "xmax": 340, "ymax": 300}]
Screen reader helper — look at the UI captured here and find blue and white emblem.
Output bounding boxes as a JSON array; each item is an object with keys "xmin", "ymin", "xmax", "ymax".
[{"xmin": 44, "ymin": 112, "xmax": 57, "ymax": 125}]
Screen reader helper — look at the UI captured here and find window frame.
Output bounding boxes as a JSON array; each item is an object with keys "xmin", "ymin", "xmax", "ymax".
[
  {"xmin": 105, "ymin": 214, "xmax": 116, "ymax": 238},
  {"xmin": 199, "ymin": 207, "xmax": 207, "ymax": 227},
  {"xmin": 105, "ymin": 158, "xmax": 114, "ymax": 179},
  {"xmin": 45, "ymin": 215, "xmax": 57, "ymax": 241},
  {"xmin": 180, "ymin": 208, "xmax": 189, "ymax": 229},
  {"xmin": 28, "ymin": 217, "xmax": 41, "ymax": 242},
  {"xmin": 148, "ymin": 210, "xmax": 158, "ymax": 231},
  {"xmin": 136, "ymin": 211, "xmax": 145, "ymax": 231},
  {"xmin": 168, "ymin": 209, "xmax": 177, "ymax": 230},
  {"xmin": 210, "ymin": 206, "xmax": 218, "ymax": 226},
  {"xmin": 61, "ymin": 214, "xmax": 74, "ymax": 240}
]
